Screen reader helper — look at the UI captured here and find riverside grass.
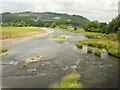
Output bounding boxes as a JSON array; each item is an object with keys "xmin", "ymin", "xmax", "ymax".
[
  {"xmin": 65, "ymin": 28, "xmax": 119, "ymax": 58},
  {"xmin": 50, "ymin": 71, "xmax": 82, "ymax": 88},
  {"xmin": 77, "ymin": 39, "xmax": 119, "ymax": 57},
  {"xmin": 2, "ymin": 27, "xmax": 44, "ymax": 35},
  {"xmin": 0, "ymin": 48, "xmax": 8, "ymax": 54},
  {"xmin": 87, "ymin": 47, "xmax": 92, "ymax": 53},
  {"xmin": 76, "ymin": 43, "xmax": 83, "ymax": 49},
  {"xmin": 94, "ymin": 50, "xmax": 102, "ymax": 56},
  {"xmin": 50, "ymin": 35, "xmax": 73, "ymax": 40},
  {"xmin": 50, "ymin": 35, "xmax": 65, "ymax": 39}
]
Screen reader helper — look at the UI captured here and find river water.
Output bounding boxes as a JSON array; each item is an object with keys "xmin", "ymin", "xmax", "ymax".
[{"xmin": 1, "ymin": 28, "xmax": 119, "ymax": 88}]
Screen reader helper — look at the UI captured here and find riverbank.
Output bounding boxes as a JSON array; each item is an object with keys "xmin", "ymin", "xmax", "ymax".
[
  {"xmin": 59, "ymin": 28, "xmax": 120, "ymax": 58},
  {"xmin": 0, "ymin": 27, "xmax": 54, "ymax": 46}
]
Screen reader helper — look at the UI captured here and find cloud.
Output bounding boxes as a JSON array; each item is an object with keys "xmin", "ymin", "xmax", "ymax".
[{"xmin": 0, "ymin": 0, "xmax": 119, "ymax": 22}]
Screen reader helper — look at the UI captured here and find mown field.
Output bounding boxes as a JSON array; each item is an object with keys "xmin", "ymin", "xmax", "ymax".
[
  {"xmin": 61, "ymin": 28, "xmax": 120, "ymax": 58},
  {"xmin": 1, "ymin": 27, "xmax": 45, "ymax": 39}
]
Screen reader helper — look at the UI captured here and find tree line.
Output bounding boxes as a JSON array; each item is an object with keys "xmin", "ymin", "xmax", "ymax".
[
  {"xmin": 1, "ymin": 12, "xmax": 120, "ymax": 33},
  {"xmin": 83, "ymin": 15, "xmax": 120, "ymax": 33}
]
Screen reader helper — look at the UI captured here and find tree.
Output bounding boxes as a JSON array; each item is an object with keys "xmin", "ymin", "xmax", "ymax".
[
  {"xmin": 100, "ymin": 25, "xmax": 108, "ymax": 33},
  {"xmin": 51, "ymin": 23, "xmax": 56, "ymax": 28},
  {"xmin": 99, "ymin": 22, "xmax": 107, "ymax": 28},
  {"xmin": 108, "ymin": 15, "xmax": 120, "ymax": 33},
  {"xmin": 60, "ymin": 25, "xmax": 68, "ymax": 29},
  {"xmin": 74, "ymin": 27, "xmax": 77, "ymax": 30},
  {"xmin": 83, "ymin": 21, "xmax": 100, "ymax": 32}
]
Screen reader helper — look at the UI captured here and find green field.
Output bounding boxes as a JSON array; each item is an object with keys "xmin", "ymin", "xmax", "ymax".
[{"xmin": 2, "ymin": 27, "xmax": 44, "ymax": 35}]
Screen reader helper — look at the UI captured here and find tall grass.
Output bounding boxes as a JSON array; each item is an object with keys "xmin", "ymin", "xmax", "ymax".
[
  {"xmin": 76, "ymin": 39, "xmax": 119, "ymax": 58},
  {"xmin": 50, "ymin": 71, "xmax": 82, "ymax": 88},
  {"xmin": 94, "ymin": 50, "xmax": 101, "ymax": 56},
  {"xmin": 76, "ymin": 43, "xmax": 83, "ymax": 49},
  {"xmin": 87, "ymin": 47, "xmax": 92, "ymax": 53}
]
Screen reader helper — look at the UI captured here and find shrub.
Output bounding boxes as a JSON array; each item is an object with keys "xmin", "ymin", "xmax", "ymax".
[
  {"xmin": 74, "ymin": 27, "xmax": 77, "ymax": 30},
  {"xmin": 76, "ymin": 43, "xmax": 83, "ymax": 49},
  {"xmin": 94, "ymin": 50, "xmax": 101, "ymax": 56},
  {"xmin": 0, "ymin": 48, "xmax": 8, "ymax": 53},
  {"xmin": 87, "ymin": 47, "xmax": 92, "ymax": 53}
]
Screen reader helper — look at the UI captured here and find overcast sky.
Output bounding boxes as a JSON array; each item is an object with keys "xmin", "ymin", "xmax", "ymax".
[{"xmin": 0, "ymin": 0, "xmax": 119, "ymax": 22}]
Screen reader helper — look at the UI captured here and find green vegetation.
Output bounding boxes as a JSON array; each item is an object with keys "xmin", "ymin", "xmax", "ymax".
[
  {"xmin": 107, "ymin": 42, "xmax": 120, "ymax": 57},
  {"xmin": 77, "ymin": 39, "xmax": 119, "ymax": 57},
  {"xmin": 2, "ymin": 27, "xmax": 44, "ymax": 35},
  {"xmin": 63, "ymin": 21, "xmax": 119, "ymax": 58},
  {"xmin": 108, "ymin": 15, "xmax": 120, "ymax": 33},
  {"xmin": 74, "ymin": 27, "xmax": 77, "ymax": 30},
  {"xmin": 83, "ymin": 15, "xmax": 120, "ymax": 33},
  {"xmin": 64, "ymin": 25, "xmax": 119, "ymax": 58},
  {"xmin": 1, "ymin": 12, "xmax": 90, "ymax": 27},
  {"xmin": 59, "ymin": 27, "xmax": 86, "ymax": 34},
  {"xmin": 51, "ymin": 35, "xmax": 66, "ymax": 39},
  {"xmin": 51, "ymin": 23, "xmax": 56, "ymax": 28},
  {"xmin": 50, "ymin": 35, "xmax": 72, "ymax": 40},
  {"xmin": 87, "ymin": 47, "xmax": 92, "ymax": 53},
  {"xmin": 83, "ymin": 21, "xmax": 108, "ymax": 33},
  {"xmin": 85, "ymin": 33, "xmax": 118, "ymax": 41},
  {"xmin": 50, "ymin": 71, "xmax": 82, "ymax": 88},
  {"xmin": 0, "ymin": 48, "xmax": 8, "ymax": 54},
  {"xmin": 59, "ymin": 25, "xmax": 68, "ymax": 29},
  {"xmin": 76, "ymin": 43, "xmax": 83, "ymax": 49},
  {"xmin": 94, "ymin": 50, "xmax": 102, "ymax": 56},
  {"xmin": 79, "ymin": 39, "xmax": 107, "ymax": 48}
]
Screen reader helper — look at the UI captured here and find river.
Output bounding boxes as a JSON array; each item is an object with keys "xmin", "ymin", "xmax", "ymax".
[{"xmin": 1, "ymin": 28, "xmax": 119, "ymax": 88}]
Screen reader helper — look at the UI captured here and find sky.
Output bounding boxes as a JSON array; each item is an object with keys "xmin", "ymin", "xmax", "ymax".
[{"xmin": 0, "ymin": 0, "xmax": 119, "ymax": 22}]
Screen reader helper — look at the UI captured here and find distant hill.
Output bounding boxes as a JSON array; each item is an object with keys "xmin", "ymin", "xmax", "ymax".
[{"xmin": 1, "ymin": 12, "xmax": 90, "ymax": 27}]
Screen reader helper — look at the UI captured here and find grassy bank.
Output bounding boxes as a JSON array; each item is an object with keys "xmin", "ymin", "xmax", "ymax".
[
  {"xmin": 0, "ymin": 48, "xmax": 8, "ymax": 56},
  {"xmin": 1, "ymin": 27, "xmax": 45, "ymax": 39},
  {"xmin": 50, "ymin": 71, "xmax": 82, "ymax": 88},
  {"xmin": 63, "ymin": 28, "xmax": 119, "ymax": 58}
]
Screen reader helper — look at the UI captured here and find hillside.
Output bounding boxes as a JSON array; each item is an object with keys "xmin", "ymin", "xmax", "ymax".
[{"xmin": 1, "ymin": 12, "xmax": 90, "ymax": 27}]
